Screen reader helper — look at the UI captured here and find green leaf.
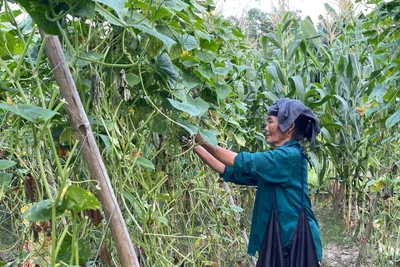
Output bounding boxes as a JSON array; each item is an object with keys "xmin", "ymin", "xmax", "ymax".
[
  {"xmin": 181, "ymin": 73, "xmax": 202, "ymax": 89},
  {"xmin": 287, "ymin": 40, "xmax": 301, "ymax": 61},
  {"xmin": 0, "ymin": 103, "xmax": 58, "ymax": 123},
  {"xmin": 181, "ymin": 34, "xmax": 199, "ymax": 51},
  {"xmin": 370, "ymin": 84, "xmax": 387, "ymax": 98},
  {"xmin": 234, "ymin": 134, "xmax": 246, "ymax": 147},
  {"xmin": 212, "ymin": 62, "xmax": 232, "ymax": 76},
  {"xmin": 385, "ymin": 109, "xmax": 400, "ymax": 129},
  {"xmin": 156, "ymin": 53, "xmax": 178, "ymax": 81},
  {"xmin": 288, "ymin": 76, "xmax": 305, "ymax": 103},
  {"xmin": 229, "ymin": 205, "xmax": 244, "ymax": 213},
  {"xmin": 300, "ymin": 18, "xmax": 321, "ymax": 45},
  {"xmin": 95, "ymin": 5, "xmax": 124, "ymax": 26},
  {"xmin": 22, "ymin": 199, "xmax": 66, "ymax": 221},
  {"xmin": 72, "ymin": 0, "xmax": 95, "ymax": 18},
  {"xmin": 199, "ymin": 128, "xmax": 219, "ymax": 148},
  {"xmin": 65, "ymin": 186, "xmax": 100, "ymax": 214},
  {"xmin": 307, "ymin": 151, "xmax": 320, "ymax": 173},
  {"xmin": 96, "ymin": 0, "xmax": 125, "ymax": 16},
  {"xmin": 152, "ymin": 5, "xmax": 170, "ymax": 20},
  {"xmin": 14, "ymin": 0, "xmax": 64, "ymax": 35},
  {"xmin": 165, "ymin": 0, "xmax": 189, "ymax": 11},
  {"xmin": 195, "ymin": 50, "xmax": 217, "ymax": 63},
  {"xmin": 156, "ymin": 216, "xmax": 169, "ymax": 225},
  {"xmin": 0, "ymin": 31, "xmax": 24, "ymax": 56},
  {"xmin": 176, "ymin": 118, "xmax": 199, "ymax": 136},
  {"xmin": 0, "ymin": 85, "xmax": 18, "ymax": 93},
  {"xmin": 168, "ymin": 96, "xmax": 209, "ymax": 117},
  {"xmin": 366, "ymin": 179, "xmax": 386, "ymax": 192},
  {"xmin": 135, "ymin": 156, "xmax": 155, "ymax": 170},
  {"xmin": 57, "ymin": 233, "xmax": 91, "ymax": 265},
  {"xmin": 0, "ymin": 160, "xmax": 16, "ymax": 170},
  {"xmin": 98, "ymin": 134, "xmax": 112, "ymax": 153},
  {"xmin": 260, "ymin": 35, "xmax": 268, "ymax": 58},
  {"xmin": 0, "ymin": 173, "xmax": 13, "ymax": 193},
  {"xmin": 215, "ymin": 82, "xmax": 232, "ymax": 99},
  {"xmin": 168, "ymin": 98, "xmax": 199, "ymax": 116},
  {"xmin": 195, "ymin": 65, "xmax": 214, "ymax": 81},
  {"xmin": 266, "ymin": 65, "xmax": 280, "ymax": 83},
  {"xmin": 265, "ymin": 33, "xmax": 281, "ymax": 48},
  {"xmin": 125, "ymin": 73, "xmax": 141, "ymax": 86},
  {"xmin": 195, "ymin": 30, "xmax": 212, "ymax": 40},
  {"xmin": 132, "ymin": 24, "xmax": 176, "ymax": 51},
  {"xmin": 261, "ymin": 91, "xmax": 278, "ymax": 102},
  {"xmin": 0, "ymin": 10, "xmax": 22, "ymax": 22}
]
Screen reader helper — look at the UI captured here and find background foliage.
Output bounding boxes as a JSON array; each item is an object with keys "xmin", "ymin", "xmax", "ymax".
[{"xmin": 0, "ymin": 0, "xmax": 399, "ymax": 266}]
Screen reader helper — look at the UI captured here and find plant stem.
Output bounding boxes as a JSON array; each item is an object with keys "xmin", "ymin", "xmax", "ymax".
[{"xmin": 32, "ymin": 124, "xmax": 53, "ymax": 199}]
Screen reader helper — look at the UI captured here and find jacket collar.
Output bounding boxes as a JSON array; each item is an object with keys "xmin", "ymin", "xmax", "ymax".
[{"xmin": 279, "ymin": 139, "xmax": 299, "ymax": 148}]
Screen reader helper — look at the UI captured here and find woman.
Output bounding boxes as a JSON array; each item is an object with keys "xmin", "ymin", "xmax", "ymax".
[{"xmin": 192, "ymin": 98, "xmax": 322, "ymax": 266}]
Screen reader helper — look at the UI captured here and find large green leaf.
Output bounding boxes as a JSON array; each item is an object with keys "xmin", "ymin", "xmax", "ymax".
[
  {"xmin": 168, "ymin": 96, "xmax": 209, "ymax": 117},
  {"xmin": 135, "ymin": 156, "xmax": 155, "ymax": 170},
  {"xmin": 212, "ymin": 62, "xmax": 232, "ymax": 76},
  {"xmin": 22, "ymin": 199, "xmax": 66, "ymax": 221},
  {"xmin": 96, "ymin": 8, "xmax": 176, "ymax": 50},
  {"xmin": 0, "ymin": 160, "xmax": 16, "ymax": 170},
  {"xmin": 177, "ymin": 118, "xmax": 199, "ymax": 135},
  {"xmin": 181, "ymin": 73, "xmax": 202, "ymax": 89},
  {"xmin": 286, "ymin": 39, "xmax": 301, "ymax": 61},
  {"xmin": 260, "ymin": 35, "xmax": 268, "ymax": 58},
  {"xmin": 0, "ymin": 173, "xmax": 13, "ymax": 193},
  {"xmin": 15, "ymin": 0, "xmax": 94, "ymax": 35},
  {"xmin": 300, "ymin": 18, "xmax": 321, "ymax": 45},
  {"xmin": 133, "ymin": 24, "xmax": 176, "ymax": 51},
  {"xmin": 181, "ymin": 34, "xmax": 199, "ymax": 51},
  {"xmin": 57, "ymin": 233, "xmax": 91, "ymax": 265},
  {"xmin": 96, "ymin": 0, "xmax": 125, "ymax": 15},
  {"xmin": 0, "ymin": 103, "xmax": 58, "ymax": 123},
  {"xmin": 65, "ymin": 186, "xmax": 100, "ymax": 214},
  {"xmin": 15, "ymin": 0, "xmax": 63, "ymax": 35},
  {"xmin": 215, "ymin": 81, "xmax": 232, "ymax": 99},
  {"xmin": 0, "ymin": 31, "xmax": 24, "ymax": 57},
  {"xmin": 156, "ymin": 53, "xmax": 178, "ymax": 81},
  {"xmin": 288, "ymin": 76, "xmax": 305, "ymax": 103},
  {"xmin": 125, "ymin": 73, "xmax": 141, "ymax": 86},
  {"xmin": 195, "ymin": 64, "xmax": 214, "ymax": 81},
  {"xmin": 265, "ymin": 32, "xmax": 282, "ymax": 48},
  {"xmin": 385, "ymin": 109, "xmax": 400, "ymax": 129},
  {"xmin": 72, "ymin": 0, "xmax": 95, "ymax": 18},
  {"xmin": 199, "ymin": 128, "xmax": 219, "ymax": 148},
  {"xmin": 195, "ymin": 50, "xmax": 217, "ymax": 63}
]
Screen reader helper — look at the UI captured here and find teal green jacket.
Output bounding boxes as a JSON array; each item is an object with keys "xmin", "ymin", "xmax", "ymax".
[{"xmin": 221, "ymin": 139, "xmax": 322, "ymax": 261}]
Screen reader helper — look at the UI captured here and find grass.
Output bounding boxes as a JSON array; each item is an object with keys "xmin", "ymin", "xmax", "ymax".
[{"xmin": 314, "ymin": 204, "xmax": 356, "ymax": 248}]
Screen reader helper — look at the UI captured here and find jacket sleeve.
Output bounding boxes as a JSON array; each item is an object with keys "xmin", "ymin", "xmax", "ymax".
[
  {"xmin": 221, "ymin": 166, "xmax": 258, "ymax": 186},
  {"xmin": 224, "ymin": 147, "xmax": 296, "ymax": 184}
]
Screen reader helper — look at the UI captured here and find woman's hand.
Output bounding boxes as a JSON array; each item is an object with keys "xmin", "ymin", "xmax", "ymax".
[{"xmin": 195, "ymin": 134, "xmax": 205, "ymax": 144}]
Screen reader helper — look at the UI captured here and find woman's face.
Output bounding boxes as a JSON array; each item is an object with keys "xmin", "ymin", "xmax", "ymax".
[{"xmin": 264, "ymin": 116, "xmax": 291, "ymax": 147}]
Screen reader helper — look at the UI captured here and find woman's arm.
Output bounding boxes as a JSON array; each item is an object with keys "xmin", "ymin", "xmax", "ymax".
[
  {"xmin": 196, "ymin": 135, "xmax": 237, "ymax": 167},
  {"xmin": 192, "ymin": 138, "xmax": 259, "ymax": 186},
  {"xmin": 193, "ymin": 146, "xmax": 226, "ymax": 174}
]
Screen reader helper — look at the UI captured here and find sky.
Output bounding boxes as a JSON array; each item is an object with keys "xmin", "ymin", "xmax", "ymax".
[{"xmin": 216, "ymin": 0, "xmax": 330, "ymax": 23}]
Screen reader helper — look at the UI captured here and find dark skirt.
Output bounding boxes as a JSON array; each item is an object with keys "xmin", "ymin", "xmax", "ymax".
[{"xmin": 256, "ymin": 208, "xmax": 320, "ymax": 267}]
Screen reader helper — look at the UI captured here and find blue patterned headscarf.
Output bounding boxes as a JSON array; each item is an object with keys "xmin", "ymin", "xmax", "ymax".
[{"xmin": 267, "ymin": 98, "xmax": 320, "ymax": 147}]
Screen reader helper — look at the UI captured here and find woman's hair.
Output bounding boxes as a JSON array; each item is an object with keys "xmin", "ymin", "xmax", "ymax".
[{"xmin": 293, "ymin": 115, "xmax": 313, "ymax": 142}]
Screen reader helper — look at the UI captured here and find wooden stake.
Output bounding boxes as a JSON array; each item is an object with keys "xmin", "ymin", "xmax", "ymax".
[{"xmin": 40, "ymin": 30, "xmax": 140, "ymax": 267}]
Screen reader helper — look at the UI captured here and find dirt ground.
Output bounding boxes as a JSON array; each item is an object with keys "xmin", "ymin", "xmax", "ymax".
[
  {"xmin": 317, "ymin": 206, "xmax": 373, "ymax": 267},
  {"xmin": 323, "ymin": 244, "xmax": 361, "ymax": 267}
]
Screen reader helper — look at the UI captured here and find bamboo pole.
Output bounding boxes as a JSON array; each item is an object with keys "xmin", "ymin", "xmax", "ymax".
[{"xmin": 40, "ymin": 30, "xmax": 140, "ymax": 267}]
